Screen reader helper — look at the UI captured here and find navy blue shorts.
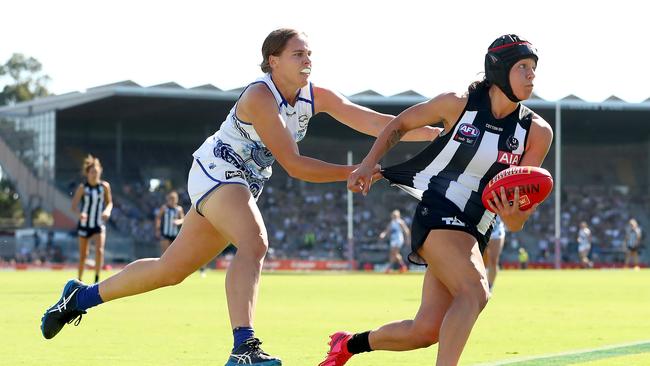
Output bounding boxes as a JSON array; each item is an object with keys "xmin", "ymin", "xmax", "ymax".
[
  {"xmin": 408, "ymin": 199, "xmax": 491, "ymax": 266},
  {"xmin": 161, "ymin": 234, "xmax": 177, "ymax": 241},
  {"xmin": 78, "ymin": 225, "xmax": 104, "ymax": 239}
]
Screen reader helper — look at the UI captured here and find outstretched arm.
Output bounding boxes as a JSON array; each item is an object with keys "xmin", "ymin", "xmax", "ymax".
[
  {"xmin": 239, "ymin": 84, "xmax": 363, "ymax": 183},
  {"xmin": 314, "ymin": 86, "xmax": 442, "ymax": 142},
  {"xmin": 348, "ymin": 92, "xmax": 465, "ymax": 194}
]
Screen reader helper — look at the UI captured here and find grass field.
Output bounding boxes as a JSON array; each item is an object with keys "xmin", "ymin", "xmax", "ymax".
[{"xmin": 1, "ymin": 269, "xmax": 649, "ymax": 365}]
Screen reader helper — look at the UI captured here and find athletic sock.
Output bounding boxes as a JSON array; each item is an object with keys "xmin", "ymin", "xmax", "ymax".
[
  {"xmin": 76, "ymin": 283, "xmax": 104, "ymax": 311},
  {"xmin": 347, "ymin": 331, "xmax": 372, "ymax": 354},
  {"xmin": 233, "ymin": 326, "xmax": 255, "ymax": 350}
]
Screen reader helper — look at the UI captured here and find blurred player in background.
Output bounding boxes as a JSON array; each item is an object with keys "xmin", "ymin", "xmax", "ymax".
[
  {"xmin": 71, "ymin": 155, "xmax": 112, "ymax": 283},
  {"xmin": 577, "ymin": 221, "xmax": 593, "ymax": 268},
  {"xmin": 624, "ymin": 218, "xmax": 642, "ymax": 270},
  {"xmin": 41, "ymin": 28, "xmax": 436, "ymax": 366},
  {"xmin": 379, "ymin": 210, "xmax": 409, "ymax": 273},
  {"xmin": 154, "ymin": 191, "xmax": 184, "ymax": 255},
  {"xmin": 483, "ymin": 215, "xmax": 506, "ymax": 290},
  {"xmin": 320, "ymin": 34, "xmax": 552, "ymax": 366}
]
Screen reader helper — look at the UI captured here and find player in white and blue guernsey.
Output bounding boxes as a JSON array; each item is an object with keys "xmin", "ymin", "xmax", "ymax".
[
  {"xmin": 41, "ymin": 28, "xmax": 436, "ymax": 365},
  {"xmin": 484, "ymin": 215, "xmax": 506, "ymax": 290},
  {"xmin": 71, "ymin": 155, "xmax": 113, "ymax": 284},
  {"xmin": 155, "ymin": 191, "xmax": 185, "ymax": 255},
  {"xmin": 320, "ymin": 35, "xmax": 553, "ymax": 366},
  {"xmin": 379, "ymin": 210, "xmax": 410, "ymax": 273}
]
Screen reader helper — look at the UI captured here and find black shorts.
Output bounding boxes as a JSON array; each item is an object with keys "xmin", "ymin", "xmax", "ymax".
[
  {"xmin": 161, "ymin": 234, "xmax": 177, "ymax": 241},
  {"xmin": 627, "ymin": 245, "xmax": 640, "ymax": 253},
  {"xmin": 77, "ymin": 225, "xmax": 105, "ymax": 238},
  {"xmin": 408, "ymin": 199, "xmax": 491, "ymax": 266}
]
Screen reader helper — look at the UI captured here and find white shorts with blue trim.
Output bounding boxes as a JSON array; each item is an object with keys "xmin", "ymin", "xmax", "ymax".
[{"xmin": 187, "ymin": 157, "xmax": 251, "ymax": 214}]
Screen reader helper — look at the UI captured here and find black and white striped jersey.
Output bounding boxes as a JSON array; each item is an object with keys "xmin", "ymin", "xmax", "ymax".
[
  {"xmin": 79, "ymin": 182, "xmax": 105, "ymax": 229},
  {"xmin": 160, "ymin": 205, "xmax": 182, "ymax": 237},
  {"xmin": 382, "ymin": 87, "xmax": 533, "ymax": 235}
]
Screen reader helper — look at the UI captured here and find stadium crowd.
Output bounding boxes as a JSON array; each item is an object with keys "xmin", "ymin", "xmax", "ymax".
[{"xmin": 103, "ymin": 174, "xmax": 643, "ymax": 265}]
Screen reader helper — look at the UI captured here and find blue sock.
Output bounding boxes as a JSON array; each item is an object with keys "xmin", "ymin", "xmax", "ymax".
[
  {"xmin": 233, "ymin": 326, "xmax": 255, "ymax": 350},
  {"xmin": 76, "ymin": 284, "xmax": 104, "ymax": 311}
]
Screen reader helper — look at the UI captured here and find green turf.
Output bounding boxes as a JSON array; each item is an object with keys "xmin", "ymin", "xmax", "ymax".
[{"xmin": 1, "ymin": 269, "xmax": 649, "ymax": 365}]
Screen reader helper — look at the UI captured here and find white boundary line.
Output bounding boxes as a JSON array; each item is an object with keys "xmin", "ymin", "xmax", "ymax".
[{"xmin": 472, "ymin": 339, "xmax": 650, "ymax": 366}]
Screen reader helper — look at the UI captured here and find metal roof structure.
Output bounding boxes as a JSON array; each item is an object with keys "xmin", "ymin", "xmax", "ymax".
[{"xmin": 3, "ymin": 80, "xmax": 650, "ymax": 117}]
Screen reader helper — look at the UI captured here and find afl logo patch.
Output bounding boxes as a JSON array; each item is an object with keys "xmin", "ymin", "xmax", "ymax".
[
  {"xmin": 507, "ymin": 135, "xmax": 520, "ymax": 151},
  {"xmin": 453, "ymin": 123, "xmax": 480, "ymax": 146}
]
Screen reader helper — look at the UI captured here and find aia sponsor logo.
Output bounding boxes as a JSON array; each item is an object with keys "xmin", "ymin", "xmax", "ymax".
[
  {"xmin": 497, "ymin": 151, "xmax": 522, "ymax": 166},
  {"xmin": 453, "ymin": 123, "xmax": 480, "ymax": 146}
]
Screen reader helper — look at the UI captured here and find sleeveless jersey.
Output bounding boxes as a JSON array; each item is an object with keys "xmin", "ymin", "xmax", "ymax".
[
  {"xmin": 578, "ymin": 228, "xmax": 591, "ymax": 245},
  {"xmin": 192, "ymin": 73, "xmax": 314, "ymax": 198},
  {"xmin": 382, "ymin": 87, "xmax": 533, "ymax": 235},
  {"xmin": 161, "ymin": 205, "xmax": 182, "ymax": 237},
  {"xmin": 389, "ymin": 219, "xmax": 405, "ymax": 244},
  {"xmin": 79, "ymin": 182, "xmax": 105, "ymax": 229},
  {"xmin": 626, "ymin": 227, "xmax": 641, "ymax": 248}
]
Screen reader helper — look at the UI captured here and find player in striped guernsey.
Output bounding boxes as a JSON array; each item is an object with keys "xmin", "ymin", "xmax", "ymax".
[
  {"xmin": 40, "ymin": 29, "xmax": 437, "ymax": 365},
  {"xmin": 319, "ymin": 35, "xmax": 553, "ymax": 366},
  {"xmin": 71, "ymin": 155, "xmax": 113, "ymax": 284},
  {"xmin": 154, "ymin": 191, "xmax": 185, "ymax": 255}
]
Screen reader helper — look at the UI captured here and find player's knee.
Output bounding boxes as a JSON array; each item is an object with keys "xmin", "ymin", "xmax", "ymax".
[
  {"xmin": 239, "ymin": 235, "xmax": 269, "ymax": 260},
  {"xmin": 154, "ymin": 259, "xmax": 188, "ymax": 287},
  {"xmin": 457, "ymin": 281, "xmax": 490, "ymax": 312}
]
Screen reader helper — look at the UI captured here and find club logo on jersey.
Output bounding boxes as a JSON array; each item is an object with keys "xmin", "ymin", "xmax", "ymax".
[
  {"xmin": 453, "ymin": 123, "xmax": 480, "ymax": 146},
  {"xmin": 298, "ymin": 114, "xmax": 309, "ymax": 129},
  {"xmin": 442, "ymin": 217, "xmax": 466, "ymax": 227},
  {"xmin": 251, "ymin": 145, "xmax": 275, "ymax": 168},
  {"xmin": 225, "ymin": 170, "xmax": 244, "ymax": 180},
  {"xmin": 421, "ymin": 207, "xmax": 429, "ymax": 216},
  {"xmin": 497, "ymin": 151, "xmax": 522, "ymax": 165},
  {"xmin": 507, "ymin": 135, "xmax": 520, "ymax": 151}
]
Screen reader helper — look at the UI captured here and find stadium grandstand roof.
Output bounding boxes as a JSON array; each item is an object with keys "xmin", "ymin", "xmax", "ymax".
[{"xmin": 3, "ymin": 80, "xmax": 650, "ymax": 117}]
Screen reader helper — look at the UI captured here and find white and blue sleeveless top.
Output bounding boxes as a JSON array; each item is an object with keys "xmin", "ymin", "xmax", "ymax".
[{"xmin": 192, "ymin": 73, "xmax": 315, "ymax": 197}]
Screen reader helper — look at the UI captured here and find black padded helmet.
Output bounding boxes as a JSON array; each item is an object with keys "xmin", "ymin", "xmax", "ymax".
[{"xmin": 485, "ymin": 34, "xmax": 538, "ymax": 103}]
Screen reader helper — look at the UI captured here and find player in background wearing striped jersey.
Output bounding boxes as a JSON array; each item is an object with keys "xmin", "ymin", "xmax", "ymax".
[
  {"xmin": 154, "ymin": 191, "xmax": 185, "ymax": 255},
  {"xmin": 41, "ymin": 29, "xmax": 437, "ymax": 365},
  {"xmin": 319, "ymin": 35, "xmax": 553, "ymax": 366},
  {"xmin": 70, "ymin": 155, "xmax": 113, "ymax": 284}
]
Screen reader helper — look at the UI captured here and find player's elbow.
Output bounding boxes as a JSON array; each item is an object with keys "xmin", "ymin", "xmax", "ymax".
[{"xmin": 279, "ymin": 155, "xmax": 305, "ymax": 179}]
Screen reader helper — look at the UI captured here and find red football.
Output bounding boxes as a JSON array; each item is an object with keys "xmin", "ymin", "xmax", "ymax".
[{"xmin": 481, "ymin": 166, "xmax": 553, "ymax": 212}]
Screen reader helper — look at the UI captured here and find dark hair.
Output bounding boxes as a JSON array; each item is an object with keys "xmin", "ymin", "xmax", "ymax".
[
  {"xmin": 466, "ymin": 76, "xmax": 491, "ymax": 96},
  {"xmin": 260, "ymin": 28, "xmax": 302, "ymax": 73},
  {"xmin": 82, "ymin": 154, "xmax": 102, "ymax": 176}
]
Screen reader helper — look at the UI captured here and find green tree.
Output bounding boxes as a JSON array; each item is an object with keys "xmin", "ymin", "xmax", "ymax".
[
  {"xmin": 0, "ymin": 178, "xmax": 23, "ymax": 219},
  {"xmin": 0, "ymin": 53, "xmax": 50, "ymax": 106}
]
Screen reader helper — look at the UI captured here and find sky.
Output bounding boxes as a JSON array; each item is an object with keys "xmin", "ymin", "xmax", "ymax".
[{"xmin": 2, "ymin": 0, "xmax": 649, "ymax": 102}]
